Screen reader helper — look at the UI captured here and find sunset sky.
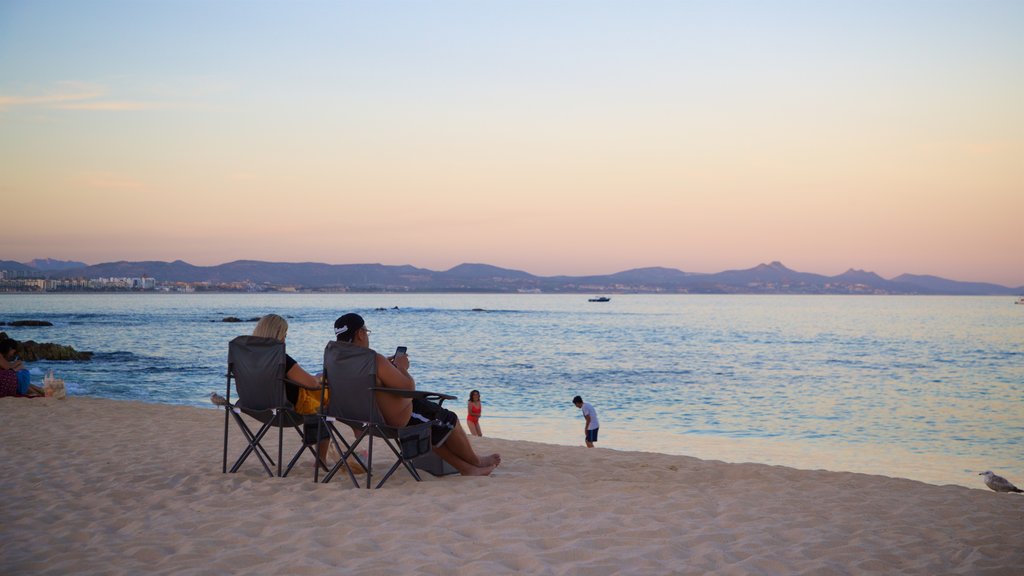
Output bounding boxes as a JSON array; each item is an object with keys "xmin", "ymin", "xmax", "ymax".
[{"xmin": 1, "ymin": 1, "xmax": 1022, "ymax": 285}]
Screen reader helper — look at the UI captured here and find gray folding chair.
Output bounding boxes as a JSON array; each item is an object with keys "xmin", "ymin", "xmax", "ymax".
[
  {"xmin": 318, "ymin": 340, "xmax": 455, "ymax": 489},
  {"xmin": 222, "ymin": 335, "xmax": 327, "ymax": 478}
]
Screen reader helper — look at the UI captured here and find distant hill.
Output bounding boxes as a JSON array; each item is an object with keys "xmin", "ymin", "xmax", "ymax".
[
  {"xmin": 600, "ymin": 266, "xmax": 701, "ymax": 284},
  {"xmin": 27, "ymin": 258, "xmax": 88, "ymax": 271},
  {"xmin": 701, "ymin": 261, "xmax": 832, "ymax": 291},
  {"xmin": 7, "ymin": 258, "xmax": 1021, "ymax": 295},
  {"xmin": 833, "ymin": 269, "xmax": 914, "ymax": 293},
  {"xmin": 891, "ymin": 274, "xmax": 1021, "ymax": 296},
  {"xmin": 60, "ymin": 260, "xmax": 210, "ymax": 282},
  {"xmin": 0, "ymin": 260, "xmax": 34, "ymax": 273},
  {"xmin": 444, "ymin": 263, "xmax": 535, "ymax": 280}
]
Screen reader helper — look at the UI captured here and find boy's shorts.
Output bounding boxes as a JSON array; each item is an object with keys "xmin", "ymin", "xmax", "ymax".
[{"xmin": 586, "ymin": 428, "xmax": 599, "ymax": 443}]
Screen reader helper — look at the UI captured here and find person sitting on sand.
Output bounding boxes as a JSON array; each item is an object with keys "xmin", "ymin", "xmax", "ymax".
[
  {"xmin": 0, "ymin": 338, "xmax": 43, "ymax": 397},
  {"xmin": 333, "ymin": 313, "xmax": 500, "ymax": 476},
  {"xmin": 467, "ymin": 389, "xmax": 483, "ymax": 436}
]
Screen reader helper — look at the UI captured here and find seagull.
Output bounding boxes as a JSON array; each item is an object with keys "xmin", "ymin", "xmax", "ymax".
[{"xmin": 979, "ymin": 471, "xmax": 1023, "ymax": 493}]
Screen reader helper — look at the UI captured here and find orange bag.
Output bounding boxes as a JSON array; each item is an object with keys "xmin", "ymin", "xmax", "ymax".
[{"xmin": 295, "ymin": 387, "xmax": 328, "ymax": 415}]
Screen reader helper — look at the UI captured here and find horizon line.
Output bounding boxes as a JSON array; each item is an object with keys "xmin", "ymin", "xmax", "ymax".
[{"xmin": 7, "ymin": 257, "xmax": 1022, "ymax": 289}]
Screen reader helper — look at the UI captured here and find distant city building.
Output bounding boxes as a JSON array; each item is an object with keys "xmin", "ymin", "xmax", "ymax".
[{"xmin": 0, "ymin": 269, "xmax": 39, "ymax": 280}]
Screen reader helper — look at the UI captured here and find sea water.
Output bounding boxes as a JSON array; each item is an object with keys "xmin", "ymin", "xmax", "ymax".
[{"xmin": 2, "ymin": 293, "xmax": 1021, "ymax": 489}]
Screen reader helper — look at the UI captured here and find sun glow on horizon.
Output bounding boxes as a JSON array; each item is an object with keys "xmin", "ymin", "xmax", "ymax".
[{"xmin": 1, "ymin": 1, "xmax": 1022, "ymax": 286}]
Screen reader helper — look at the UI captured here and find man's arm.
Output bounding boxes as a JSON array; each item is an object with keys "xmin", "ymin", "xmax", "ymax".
[
  {"xmin": 373, "ymin": 352, "xmax": 417, "ymax": 428},
  {"xmin": 376, "ymin": 352, "xmax": 415, "ymax": 391}
]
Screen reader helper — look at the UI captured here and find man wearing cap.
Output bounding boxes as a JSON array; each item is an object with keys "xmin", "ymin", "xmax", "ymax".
[{"xmin": 333, "ymin": 313, "xmax": 501, "ymax": 476}]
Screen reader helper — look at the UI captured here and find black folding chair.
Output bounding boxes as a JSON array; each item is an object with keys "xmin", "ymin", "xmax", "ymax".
[
  {"xmin": 221, "ymin": 335, "xmax": 327, "ymax": 478},
  {"xmin": 317, "ymin": 340, "xmax": 455, "ymax": 489}
]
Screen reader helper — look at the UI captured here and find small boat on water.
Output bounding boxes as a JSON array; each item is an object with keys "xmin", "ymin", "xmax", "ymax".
[
  {"xmin": 588, "ymin": 296, "xmax": 611, "ymax": 302},
  {"xmin": 1015, "ymin": 297, "xmax": 1024, "ymax": 305}
]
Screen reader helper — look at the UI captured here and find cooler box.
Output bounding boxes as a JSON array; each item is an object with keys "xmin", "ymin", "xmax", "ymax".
[{"xmin": 411, "ymin": 451, "xmax": 457, "ymax": 476}]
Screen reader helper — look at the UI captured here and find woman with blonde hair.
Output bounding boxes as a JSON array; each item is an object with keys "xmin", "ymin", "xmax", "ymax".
[
  {"xmin": 252, "ymin": 314, "xmax": 322, "ymax": 404},
  {"xmin": 252, "ymin": 314, "xmax": 331, "ymax": 468},
  {"xmin": 252, "ymin": 313, "xmax": 290, "ymax": 342}
]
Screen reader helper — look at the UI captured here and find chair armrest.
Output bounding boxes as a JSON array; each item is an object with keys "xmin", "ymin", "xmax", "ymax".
[
  {"xmin": 369, "ymin": 387, "xmax": 457, "ymax": 402},
  {"xmin": 284, "ymin": 377, "xmax": 324, "ymax": 389}
]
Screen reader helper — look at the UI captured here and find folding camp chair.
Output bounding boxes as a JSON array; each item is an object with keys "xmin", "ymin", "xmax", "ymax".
[
  {"xmin": 318, "ymin": 340, "xmax": 456, "ymax": 489},
  {"xmin": 222, "ymin": 335, "xmax": 328, "ymax": 478}
]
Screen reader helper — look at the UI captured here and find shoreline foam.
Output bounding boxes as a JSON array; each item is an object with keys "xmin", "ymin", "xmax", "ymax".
[{"xmin": 2, "ymin": 397, "xmax": 1022, "ymax": 574}]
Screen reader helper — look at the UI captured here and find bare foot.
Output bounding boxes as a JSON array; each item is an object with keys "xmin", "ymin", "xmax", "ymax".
[
  {"xmin": 478, "ymin": 453, "xmax": 501, "ymax": 468},
  {"xmin": 345, "ymin": 454, "xmax": 367, "ymax": 475},
  {"xmin": 461, "ymin": 463, "xmax": 497, "ymax": 477},
  {"xmin": 317, "ymin": 454, "xmax": 366, "ymax": 475}
]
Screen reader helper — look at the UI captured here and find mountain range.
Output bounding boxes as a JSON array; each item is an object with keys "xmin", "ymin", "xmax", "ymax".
[{"xmin": 1, "ymin": 258, "xmax": 1021, "ymax": 295}]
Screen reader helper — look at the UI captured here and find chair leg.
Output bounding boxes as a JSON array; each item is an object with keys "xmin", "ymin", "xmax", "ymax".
[
  {"xmin": 374, "ymin": 434, "xmax": 423, "ymax": 488},
  {"xmin": 323, "ymin": 425, "xmax": 366, "ymax": 488},
  {"xmin": 245, "ymin": 423, "xmax": 277, "ymax": 477},
  {"xmin": 283, "ymin": 425, "xmax": 326, "ymax": 478},
  {"xmin": 222, "ymin": 406, "xmax": 229, "ymax": 474},
  {"xmin": 223, "ymin": 375, "xmax": 231, "ymax": 474},
  {"xmin": 230, "ymin": 411, "xmax": 277, "ymax": 467},
  {"xmin": 313, "ymin": 417, "xmax": 324, "ymax": 483},
  {"xmin": 326, "ymin": 422, "xmax": 360, "ymax": 486},
  {"xmin": 228, "ymin": 412, "xmax": 276, "ymax": 477},
  {"xmin": 365, "ymin": 434, "xmax": 374, "ymax": 489},
  {"xmin": 277, "ymin": 414, "xmax": 284, "ymax": 477},
  {"xmin": 376, "ymin": 459, "xmax": 406, "ymax": 489}
]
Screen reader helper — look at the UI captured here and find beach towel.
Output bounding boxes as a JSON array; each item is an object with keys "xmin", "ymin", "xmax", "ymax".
[{"xmin": 0, "ymin": 369, "xmax": 16, "ymax": 397}]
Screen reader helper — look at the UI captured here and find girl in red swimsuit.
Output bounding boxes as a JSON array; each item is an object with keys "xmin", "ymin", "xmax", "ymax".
[{"xmin": 467, "ymin": 389, "xmax": 483, "ymax": 436}]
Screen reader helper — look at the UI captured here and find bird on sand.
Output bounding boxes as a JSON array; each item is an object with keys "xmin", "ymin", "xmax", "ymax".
[{"xmin": 979, "ymin": 471, "xmax": 1023, "ymax": 493}]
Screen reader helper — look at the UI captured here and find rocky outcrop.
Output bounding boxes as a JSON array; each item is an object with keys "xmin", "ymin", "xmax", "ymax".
[
  {"xmin": 2, "ymin": 320, "xmax": 54, "ymax": 327},
  {"xmin": 0, "ymin": 331, "xmax": 92, "ymax": 361}
]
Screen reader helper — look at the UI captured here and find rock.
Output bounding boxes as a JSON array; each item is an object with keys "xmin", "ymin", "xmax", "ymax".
[
  {"xmin": 7, "ymin": 320, "xmax": 54, "ymax": 327},
  {"xmin": 0, "ymin": 331, "xmax": 92, "ymax": 361},
  {"xmin": 222, "ymin": 317, "xmax": 243, "ymax": 322}
]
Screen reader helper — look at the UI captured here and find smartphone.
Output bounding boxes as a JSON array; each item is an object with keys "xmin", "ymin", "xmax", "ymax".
[{"xmin": 394, "ymin": 346, "xmax": 407, "ymax": 358}]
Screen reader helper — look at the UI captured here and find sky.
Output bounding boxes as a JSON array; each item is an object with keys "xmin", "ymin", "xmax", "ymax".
[{"xmin": 1, "ymin": 1, "xmax": 1022, "ymax": 286}]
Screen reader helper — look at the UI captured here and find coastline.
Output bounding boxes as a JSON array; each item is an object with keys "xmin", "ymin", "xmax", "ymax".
[
  {"xmin": 2, "ymin": 397, "xmax": 1021, "ymax": 575},
  {"xmin": 481, "ymin": 414, "xmax": 1020, "ymax": 491}
]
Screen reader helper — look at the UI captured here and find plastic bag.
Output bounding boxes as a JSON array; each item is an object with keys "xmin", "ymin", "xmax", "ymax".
[{"xmin": 43, "ymin": 370, "xmax": 67, "ymax": 399}]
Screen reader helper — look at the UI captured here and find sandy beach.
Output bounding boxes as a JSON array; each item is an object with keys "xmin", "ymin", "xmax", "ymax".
[{"xmin": 2, "ymin": 397, "xmax": 1021, "ymax": 575}]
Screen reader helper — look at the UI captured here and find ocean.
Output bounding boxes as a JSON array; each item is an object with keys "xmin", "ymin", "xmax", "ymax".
[{"xmin": 2, "ymin": 293, "xmax": 1021, "ymax": 489}]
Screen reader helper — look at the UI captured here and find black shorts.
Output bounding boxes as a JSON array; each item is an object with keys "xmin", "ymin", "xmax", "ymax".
[
  {"xmin": 302, "ymin": 415, "xmax": 330, "ymax": 444},
  {"xmin": 586, "ymin": 427, "xmax": 599, "ymax": 443},
  {"xmin": 408, "ymin": 398, "xmax": 458, "ymax": 447}
]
